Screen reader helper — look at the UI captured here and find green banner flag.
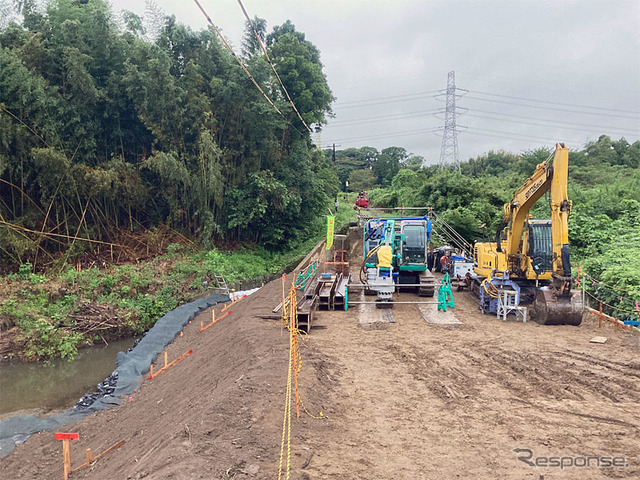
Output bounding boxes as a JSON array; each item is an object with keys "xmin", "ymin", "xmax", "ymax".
[{"xmin": 326, "ymin": 216, "xmax": 335, "ymax": 250}]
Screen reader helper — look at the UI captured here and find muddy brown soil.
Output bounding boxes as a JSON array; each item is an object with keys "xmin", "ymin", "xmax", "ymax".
[{"xmin": 1, "ymin": 243, "xmax": 639, "ymax": 479}]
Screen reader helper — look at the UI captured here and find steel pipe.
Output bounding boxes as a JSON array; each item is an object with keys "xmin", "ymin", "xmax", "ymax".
[{"xmin": 346, "ymin": 301, "xmax": 440, "ymax": 305}]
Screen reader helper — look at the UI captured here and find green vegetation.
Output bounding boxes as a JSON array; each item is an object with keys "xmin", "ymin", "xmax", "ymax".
[
  {"xmin": 0, "ymin": 200, "xmax": 357, "ymax": 361},
  {"xmin": 0, "ymin": 0, "xmax": 337, "ymax": 267}
]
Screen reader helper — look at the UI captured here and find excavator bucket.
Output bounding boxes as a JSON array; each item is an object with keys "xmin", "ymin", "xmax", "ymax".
[{"xmin": 531, "ymin": 289, "xmax": 583, "ymax": 326}]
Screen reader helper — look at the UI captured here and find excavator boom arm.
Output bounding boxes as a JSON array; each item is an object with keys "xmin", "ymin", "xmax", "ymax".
[
  {"xmin": 501, "ymin": 143, "xmax": 571, "ymax": 278},
  {"xmin": 549, "ymin": 144, "xmax": 572, "ymax": 277}
]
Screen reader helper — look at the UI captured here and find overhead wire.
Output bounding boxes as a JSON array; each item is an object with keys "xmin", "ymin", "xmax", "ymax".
[
  {"xmin": 191, "ymin": 0, "xmax": 305, "ymax": 137},
  {"xmin": 323, "ymin": 127, "xmax": 439, "ymax": 145},
  {"xmin": 308, "ymin": 75, "xmax": 639, "ymax": 147},
  {"xmin": 460, "ymin": 127, "xmax": 585, "ymax": 146},
  {"xmin": 465, "ymin": 108, "xmax": 639, "ymax": 134},
  {"xmin": 322, "ymin": 123, "xmax": 587, "ymax": 147},
  {"xmin": 468, "ymin": 89, "xmax": 640, "ymax": 116},
  {"xmin": 329, "ymin": 108, "xmax": 444, "ymax": 126},
  {"xmin": 333, "ymin": 88, "xmax": 639, "ymax": 119},
  {"xmin": 463, "ymin": 112, "xmax": 637, "ymax": 137},
  {"xmin": 235, "ymin": 0, "xmax": 312, "ymax": 132},
  {"xmin": 334, "ymin": 89, "xmax": 442, "ymax": 109},
  {"xmin": 464, "ymin": 95, "xmax": 640, "ymax": 120}
]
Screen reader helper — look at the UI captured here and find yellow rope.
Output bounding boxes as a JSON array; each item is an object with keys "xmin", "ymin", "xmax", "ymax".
[
  {"xmin": 585, "ymin": 291, "xmax": 640, "ymax": 316},
  {"xmin": 277, "ymin": 282, "xmax": 327, "ymax": 479},
  {"xmin": 583, "ymin": 272, "xmax": 640, "ymax": 296},
  {"xmin": 277, "ymin": 318, "xmax": 294, "ymax": 480}
]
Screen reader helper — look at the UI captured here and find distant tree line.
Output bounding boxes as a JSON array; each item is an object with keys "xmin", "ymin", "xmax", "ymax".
[{"xmin": 335, "ymin": 135, "xmax": 640, "ymax": 318}]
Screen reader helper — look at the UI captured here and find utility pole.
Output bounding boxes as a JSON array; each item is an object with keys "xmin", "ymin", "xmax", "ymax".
[{"xmin": 437, "ymin": 71, "xmax": 462, "ymax": 169}]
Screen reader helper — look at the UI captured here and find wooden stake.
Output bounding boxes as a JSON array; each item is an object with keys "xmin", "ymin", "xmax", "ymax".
[
  {"xmin": 63, "ymin": 440, "xmax": 71, "ymax": 479},
  {"xmin": 148, "ymin": 350, "xmax": 193, "ymax": 379},
  {"xmin": 599, "ymin": 301, "xmax": 603, "ymax": 328},
  {"xmin": 91, "ymin": 440, "xmax": 125, "ymax": 462},
  {"xmin": 164, "ymin": 351, "xmax": 168, "ymax": 368},
  {"xmin": 66, "ymin": 440, "xmax": 126, "ymax": 477},
  {"xmin": 149, "ymin": 364, "xmax": 154, "ymax": 379},
  {"xmin": 54, "ymin": 433, "xmax": 79, "ymax": 480},
  {"xmin": 198, "ymin": 310, "xmax": 232, "ymax": 333}
]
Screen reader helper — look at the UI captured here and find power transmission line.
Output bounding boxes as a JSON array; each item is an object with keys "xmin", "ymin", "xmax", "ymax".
[
  {"xmin": 462, "ymin": 131, "xmax": 586, "ymax": 148},
  {"xmin": 462, "ymin": 127, "xmax": 584, "ymax": 145},
  {"xmin": 464, "ymin": 95, "xmax": 640, "ymax": 120},
  {"xmin": 468, "ymin": 89, "xmax": 640, "ymax": 116},
  {"xmin": 464, "ymin": 112, "xmax": 637, "ymax": 137},
  {"xmin": 466, "ymin": 108, "xmax": 639, "ymax": 133},
  {"xmin": 322, "ymin": 127, "xmax": 439, "ymax": 145},
  {"xmin": 235, "ymin": 0, "xmax": 311, "ymax": 132},
  {"xmin": 332, "ymin": 87, "xmax": 639, "ymax": 121},
  {"xmin": 324, "ymin": 123, "xmax": 587, "ymax": 148},
  {"xmin": 329, "ymin": 108, "xmax": 444, "ymax": 126},
  {"xmin": 334, "ymin": 90, "xmax": 442, "ymax": 108}
]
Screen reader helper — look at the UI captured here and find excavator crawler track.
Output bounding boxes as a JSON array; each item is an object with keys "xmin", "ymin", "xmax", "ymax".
[{"xmin": 418, "ymin": 270, "xmax": 436, "ymax": 297}]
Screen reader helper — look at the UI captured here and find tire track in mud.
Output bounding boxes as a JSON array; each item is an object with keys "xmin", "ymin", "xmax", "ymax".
[
  {"xmin": 459, "ymin": 344, "xmax": 639, "ymax": 403},
  {"xmin": 553, "ymin": 349, "xmax": 640, "ymax": 379},
  {"xmin": 385, "ymin": 343, "xmax": 480, "ymax": 401},
  {"xmin": 384, "ymin": 340, "xmax": 639, "ymax": 405}
]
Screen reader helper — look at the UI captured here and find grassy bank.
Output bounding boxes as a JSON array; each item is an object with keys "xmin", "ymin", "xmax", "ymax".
[{"xmin": 0, "ymin": 207, "xmax": 357, "ymax": 362}]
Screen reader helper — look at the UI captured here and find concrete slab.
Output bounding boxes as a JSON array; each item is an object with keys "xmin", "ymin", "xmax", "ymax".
[
  {"xmin": 419, "ymin": 304, "xmax": 463, "ymax": 325},
  {"xmin": 589, "ymin": 336, "xmax": 608, "ymax": 344}
]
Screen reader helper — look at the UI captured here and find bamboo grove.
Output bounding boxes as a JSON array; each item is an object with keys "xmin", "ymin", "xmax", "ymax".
[{"xmin": 0, "ymin": 0, "xmax": 337, "ymax": 268}]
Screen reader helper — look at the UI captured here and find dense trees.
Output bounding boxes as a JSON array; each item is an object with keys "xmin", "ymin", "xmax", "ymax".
[{"xmin": 0, "ymin": 0, "xmax": 336, "ymax": 266}]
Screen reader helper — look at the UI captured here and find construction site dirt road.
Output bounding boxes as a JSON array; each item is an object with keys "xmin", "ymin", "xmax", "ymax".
[{"xmin": 2, "ymin": 238, "xmax": 639, "ymax": 479}]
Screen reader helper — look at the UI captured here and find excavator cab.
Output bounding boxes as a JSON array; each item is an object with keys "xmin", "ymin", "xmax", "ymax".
[
  {"xmin": 527, "ymin": 220, "xmax": 553, "ymax": 275},
  {"xmin": 401, "ymin": 224, "xmax": 427, "ymax": 264}
]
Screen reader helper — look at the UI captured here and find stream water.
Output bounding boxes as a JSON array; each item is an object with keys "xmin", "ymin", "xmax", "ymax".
[{"xmin": 0, "ymin": 337, "xmax": 135, "ymax": 417}]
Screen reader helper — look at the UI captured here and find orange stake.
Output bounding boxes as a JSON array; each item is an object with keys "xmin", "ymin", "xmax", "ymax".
[
  {"xmin": 62, "ymin": 440, "xmax": 125, "ymax": 478},
  {"xmin": 198, "ymin": 310, "xmax": 233, "ymax": 333},
  {"xmin": 282, "ymin": 273, "xmax": 286, "ymax": 335},
  {"xmin": 148, "ymin": 350, "xmax": 193, "ymax": 380},
  {"xmin": 55, "ymin": 433, "xmax": 79, "ymax": 480}
]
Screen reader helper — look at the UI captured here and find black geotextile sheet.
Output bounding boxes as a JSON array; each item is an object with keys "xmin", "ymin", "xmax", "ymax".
[{"xmin": 0, "ymin": 293, "xmax": 229, "ymax": 458}]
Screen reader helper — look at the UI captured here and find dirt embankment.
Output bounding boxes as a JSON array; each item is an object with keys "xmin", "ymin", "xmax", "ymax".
[{"xmin": 2, "ymin": 239, "xmax": 639, "ymax": 479}]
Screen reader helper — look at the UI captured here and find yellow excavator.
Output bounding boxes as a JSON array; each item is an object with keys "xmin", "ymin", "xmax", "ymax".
[{"xmin": 473, "ymin": 143, "xmax": 583, "ymax": 325}]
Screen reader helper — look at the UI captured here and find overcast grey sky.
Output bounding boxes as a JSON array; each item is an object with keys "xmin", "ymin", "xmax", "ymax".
[{"xmin": 109, "ymin": 0, "xmax": 640, "ymax": 165}]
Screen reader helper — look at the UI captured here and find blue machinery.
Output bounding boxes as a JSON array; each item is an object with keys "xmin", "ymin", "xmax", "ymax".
[
  {"xmin": 478, "ymin": 270, "xmax": 521, "ymax": 315},
  {"xmin": 360, "ymin": 217, "xmax": 437, "ymax": 307}
]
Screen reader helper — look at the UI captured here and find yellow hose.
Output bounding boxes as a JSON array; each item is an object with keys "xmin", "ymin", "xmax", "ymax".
[
  {"xmin": 482, "ymin": 279, "xmax": 499, "ymax": 298},
  {"xmin": 360, "ymin": 245, "xmax": 381, "ymax": 285}
]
